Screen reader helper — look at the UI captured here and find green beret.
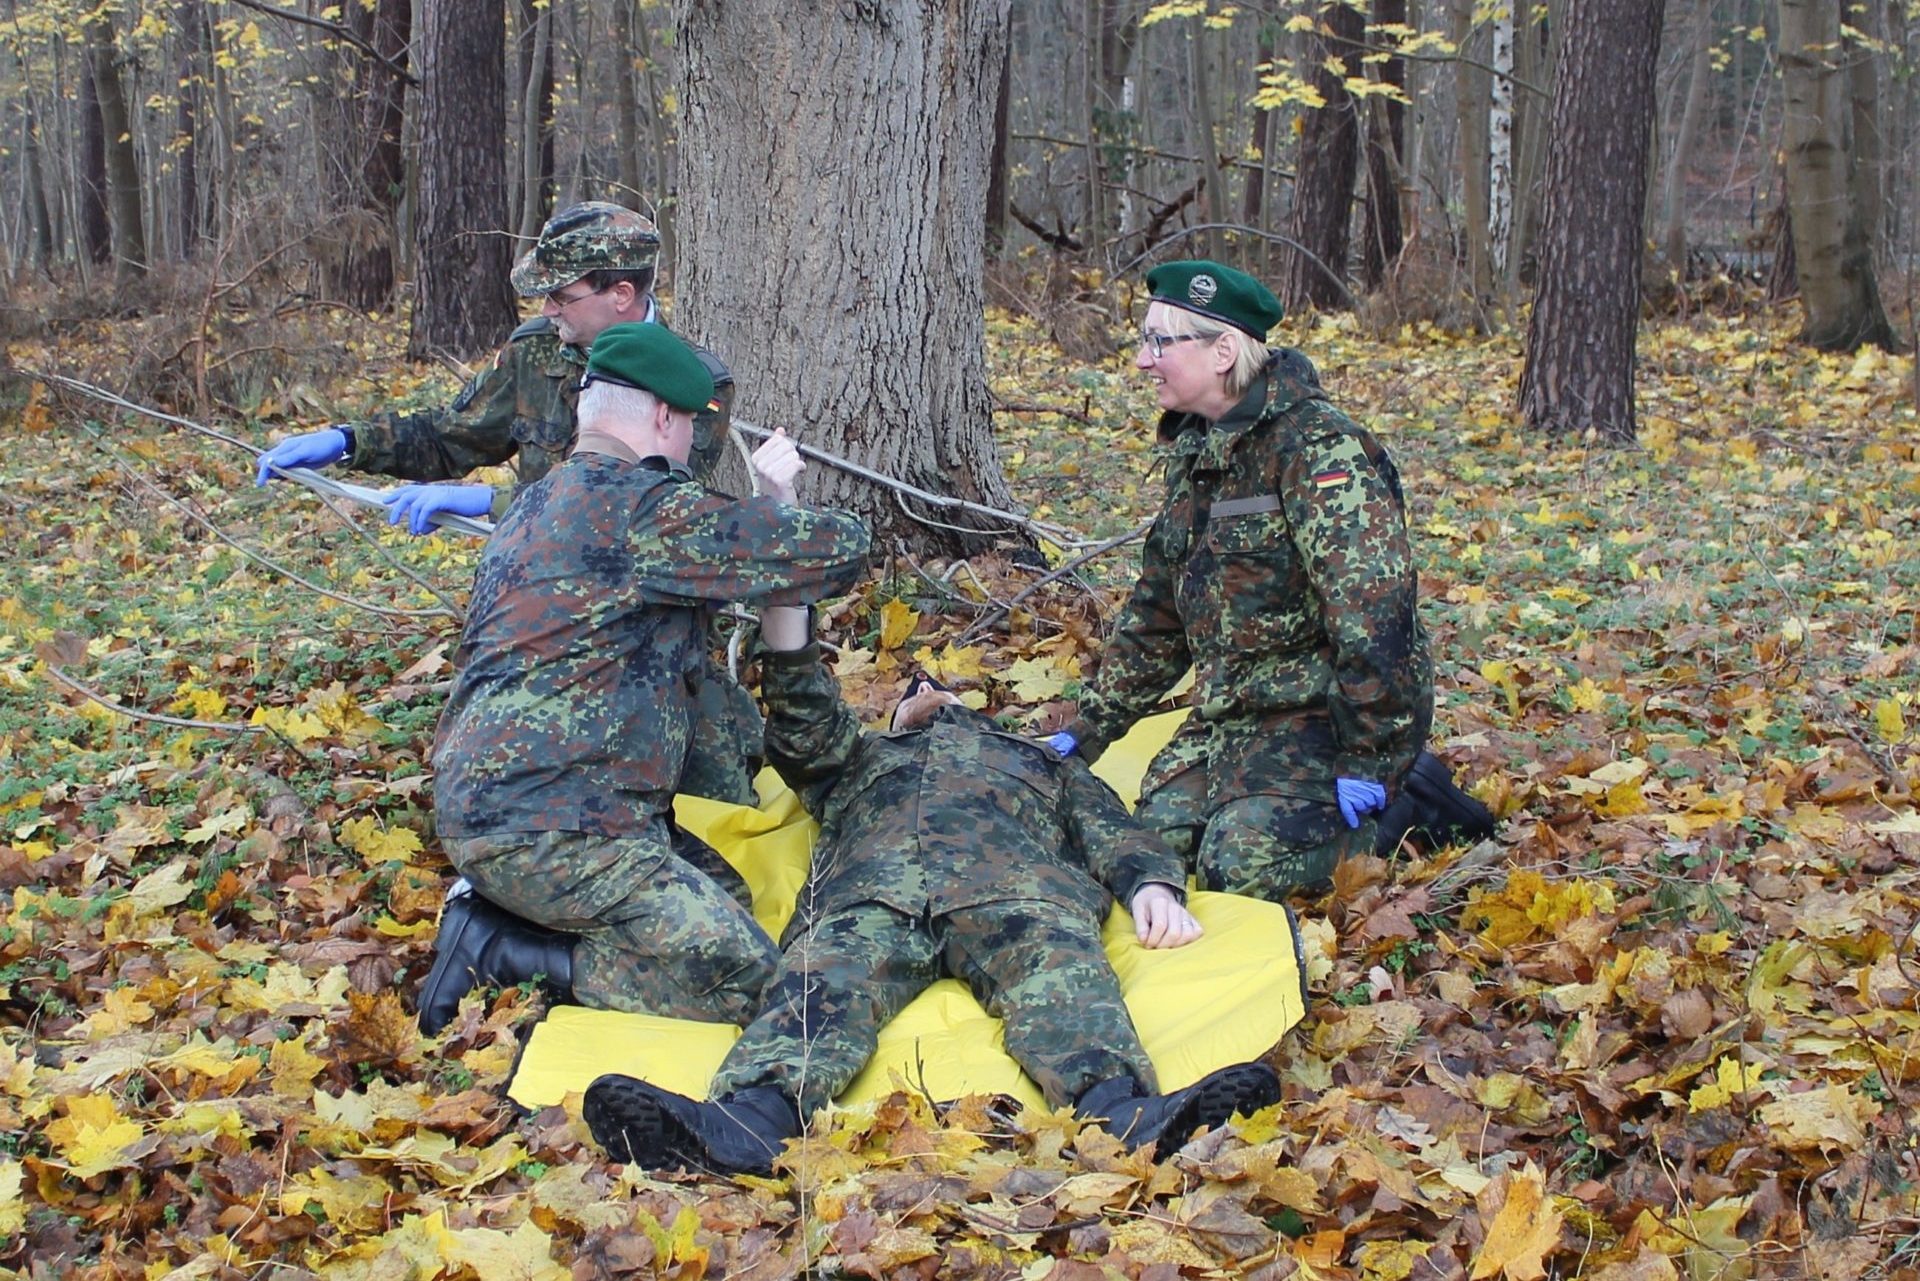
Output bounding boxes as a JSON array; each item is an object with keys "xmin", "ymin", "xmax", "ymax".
[
  {"xmin": 511, "ymin": 202, "xmax": 660, "ymax": 296},
  {"xmin": 584, "ymin": 324, "xmax": 716, "ymax": 414},
  {"xmin": 1146, "ymin": 260, "xmax": 1284, "ymax": 340}
]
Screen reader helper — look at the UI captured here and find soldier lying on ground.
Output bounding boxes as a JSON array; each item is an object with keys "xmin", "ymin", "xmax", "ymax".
[
  {"xmin": 254, "ymin": 202, "xmax": 765, "ymax": 807},
  {"xmin": 578, "ymin": 595, "xmax": 1282, "ymax": 1176},
  {"xmin": 414, "ymin": 324, "xmax": 869, "ymax": 1036}
]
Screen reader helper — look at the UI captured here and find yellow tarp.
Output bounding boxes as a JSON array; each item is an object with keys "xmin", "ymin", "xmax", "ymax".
[{"xmin": 507, "ymin": 708, "xmax": 1311, "ymax": 1112}]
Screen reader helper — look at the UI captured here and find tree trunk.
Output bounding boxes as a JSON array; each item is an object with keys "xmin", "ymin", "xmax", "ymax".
[
  {"xmin": 986, "ymin": 40, "xmax": 1012, "ymax": 257},
  {"xmin": 79, "ymin": 42, "xmax": 111, "ymax": 267},
  {"xmin": 1280, "ymin": 1, "xmax": 1364, "ymax": 310},
  {"xmin": 1659, "ymin": 0, "xmax": 1714, "ymax": 272},
  {"xmin": 1360, "ymin": 0, "xmax": 1407, "ymax": 290},
  {"xmin": 1488, "ymin": 3, "xmax": 1515, "ymax": 284},
  {"xmin": 85, "ymin": 14, "xmax": 145, "ymax": 281},
  {"xmin": 317, "ymin": 0, "xmax": 408, "ymax": 309},
  {"xmin": 1518, "ymin": 0, "xmax": 1664, "ymax": 442},
  {"xmin": 411, "ymin": 0, "xmax": 515, "ymax": 359},
  {"xmin": 614, "ymin": 0, "xmax": 644, "ymax": 204},
  {"xmin": 515, "ymin": 0, "xmax": 557, "ymax": 241},
  {"xmin": 1187, "ymin": 21, "xmax": 1225, "ymax": 262},
  {"xmin": 175, "ymin": 0, "xmax": 206, "ymax": 258},
  {"xmin": 1241, "ymin": 22, "xmax": 1278, "ymax": 251},
  {"xmin": 677, "ymin": 0, "xmax": 1023, "ymax": 555},
  {"xmin": 1777, "ymin": 0, "xmax": 1897, "ymax": 350},
  {"xmin": 1450, "ymin": 0, "xmax": 1491, "ymax": 305},
  {"xmin": 20, "ymin": 102, "xmax": 55, "ymax": 267}
]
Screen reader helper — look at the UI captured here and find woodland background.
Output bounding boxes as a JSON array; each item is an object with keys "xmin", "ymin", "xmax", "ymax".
[{"xmin": 1, "ymin": 0, "xmax": 1919, "ymax": 1278}]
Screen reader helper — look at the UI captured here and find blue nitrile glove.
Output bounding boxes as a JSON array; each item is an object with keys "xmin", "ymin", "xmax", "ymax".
[
  {"xmin": 255, "ymin": 428, "xmax": 349, "ymax": 486},
  {"xmin": 1044, "ymin": 730, "xmax": 1079, "ymax": 757},
  {"xmin": 1336, "ymin": 777, "xmax": 1388, "ymax": 828},
  {"xmin": 382, "ymin": 483, "xmax": 495, "ymax": 536}
]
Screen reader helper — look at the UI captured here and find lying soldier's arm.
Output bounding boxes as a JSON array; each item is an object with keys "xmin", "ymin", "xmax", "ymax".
[{"xmin": 1058, "ymin": 760, "xmax": 1198, "ymax": 948}]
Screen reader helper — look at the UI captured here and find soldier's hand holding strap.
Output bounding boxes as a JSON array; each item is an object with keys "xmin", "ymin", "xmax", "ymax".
[
  {"xmin": 1129, "ymin": 882, "xmax": 1201, "ymax": 949},
  {"xmin": 749, "ymin": 429, "xmax": 804, "ymax": 504},
  {"xmin": 255, "ymin": 427, "xmax": 349, "ymax": 486},
  {"xmin": 382, "ymin": 483, "xmax": 496, "ymax": 536}
]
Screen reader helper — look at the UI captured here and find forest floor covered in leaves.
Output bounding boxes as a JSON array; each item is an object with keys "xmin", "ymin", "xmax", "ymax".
[{"xmin": 0, "ymin": 294, "xmax": 1918, "ymax": 1280}]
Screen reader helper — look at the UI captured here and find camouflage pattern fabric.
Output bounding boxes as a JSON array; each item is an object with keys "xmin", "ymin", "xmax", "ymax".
[
  {"xmin": 709, "ymin": 898, "xmax": 1155, "ymax": 1114},
  {"xmin": 1137, "ymin": 756, "xmax": 1375, "ymax": 898},
  {"xmin": 1066, "ymin": 354, "xmax": 1433, "ymax": 893},
  {"xmin": 347, "ymin": 316, "xmax": 737, "ymax": 490},
  {"xmin": 759, "ymin": 646, "xmax": 1184, "ymax": 934},
  {"xmin": 448, "ymin": 826, "xmax": 775, "ymax": 1024},
  {"xmin": 509, "ymin": 202, "xmax": 661, "ymax": 296},
  {"xmin": 431, "ymin": 455, "xmax": 869, "ymax": 842}
]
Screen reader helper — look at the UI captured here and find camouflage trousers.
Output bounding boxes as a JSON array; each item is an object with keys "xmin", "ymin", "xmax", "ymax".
[
  {"xmin": 448, "ymin": 823, "xmax": 777, "ymax": 1025},
  {"xmin": 710, "ymin": 899, "xmax": 1156, "ymax": 1116},
  {"xmin": 677, "ymin": 654, "xmax": 764, "ymax": 809},
  {"xmin": 1139, "ymin": 729, "xmax": 1374, "ymax": 900}
]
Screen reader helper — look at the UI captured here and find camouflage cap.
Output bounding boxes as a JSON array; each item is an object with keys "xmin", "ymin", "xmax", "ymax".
[
  {"xmin": 510, "ymin": 202, "xmax": 661, "ymax": 296},
  {"xmin": 1146, "ymin": 259, "xmax": 1284, "ymax": 340}
]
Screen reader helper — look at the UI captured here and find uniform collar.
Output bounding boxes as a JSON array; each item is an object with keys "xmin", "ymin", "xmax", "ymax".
[{"xmin": 570, "ymin": 434, "xmax": 692, "ymax": 479}]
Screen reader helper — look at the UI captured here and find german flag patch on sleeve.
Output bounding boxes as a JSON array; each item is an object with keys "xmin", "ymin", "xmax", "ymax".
[{"xmin": 1312, "ymin": 468, "xmax": 1353, "ymax": 490}]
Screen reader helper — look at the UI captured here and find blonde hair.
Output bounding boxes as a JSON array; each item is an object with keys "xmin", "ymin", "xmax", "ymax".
[{"xmin": 1154, "ymin": 305, "xmax": 1275, "ymax": 396}]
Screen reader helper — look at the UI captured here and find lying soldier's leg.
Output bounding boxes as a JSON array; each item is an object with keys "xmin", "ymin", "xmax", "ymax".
[
  {"xmin": 941, "ymin": 899, "xmax": 1154, "ymax": 1105},
  {"xmin": 1195, "ymin": 793, "xmax": 1374, "ymax": 899},
  {"xmin": 585, "ymin": 902, "xmax": 934, "ymax": 1174},
  {"xmin": 945, "ymin": 899, "xmax": 1282, "ymax": 1153},
  {"xmin": 451, "ymin": 825, "xmax": 777, "ymax": 1024}
]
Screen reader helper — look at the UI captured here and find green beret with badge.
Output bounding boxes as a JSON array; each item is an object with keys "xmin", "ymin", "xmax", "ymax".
[
  {"xmin": 584, "ymin": 324, "xmax": 716, "ymax": 414},
  {"xmin": 1146, "ymin": 260, "xmax": 1284, "ymax": 340},
  {"xmin": 511, "ymin": 202, "xmax": 661, "ymax": 296}
]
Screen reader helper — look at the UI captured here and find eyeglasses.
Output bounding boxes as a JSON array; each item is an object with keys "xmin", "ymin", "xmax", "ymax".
[
  {"xmin": 1139, "ymin": 331, "xmax": 1207, "ymax": 360},
  {"xmin": 545, "ymin": 283, "xmax": 607, "ymax": 309}
]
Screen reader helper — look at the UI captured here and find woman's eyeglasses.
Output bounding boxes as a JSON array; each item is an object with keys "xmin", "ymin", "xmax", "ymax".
[{"xmin": 1139, "ymin": 331, "xmax": 1206, "ymax": 359}]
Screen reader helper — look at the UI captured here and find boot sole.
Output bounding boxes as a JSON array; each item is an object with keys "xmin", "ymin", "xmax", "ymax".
[
  {"xmin": 1163, "ymin": 1064, "xmax": 1282, "ymax": 1145},
  {"xmin": 583, "ymin": 1074, "xmax": 724, "ymax": 1173}
]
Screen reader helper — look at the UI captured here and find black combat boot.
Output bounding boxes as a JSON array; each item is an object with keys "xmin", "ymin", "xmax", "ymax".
[
  {"xmin": 416, "ymin": 884, "xmax": 576, "ymax": 1035},
  {"xmin": 583, "ymin": 1075, "xmax": 800, "ymax": 1176},
  {"xmin": 1074, "ymin": 1062, "xmax": 1281, "ymax": 1153}
]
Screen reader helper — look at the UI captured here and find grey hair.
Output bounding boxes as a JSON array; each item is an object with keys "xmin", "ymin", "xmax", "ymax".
[
  {"xmin": 1155, "ymin": 305, "xmax": 1274, "ymax": 396},
  {"xmin": 576, "ymin": 379, "xmax": 661, "ymax": 434}
]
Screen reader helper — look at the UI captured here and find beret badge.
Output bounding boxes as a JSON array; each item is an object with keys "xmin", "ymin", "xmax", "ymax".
[{"xmin": 1188, "ymin": 273, "xmax": 1220, "ymax": 306}]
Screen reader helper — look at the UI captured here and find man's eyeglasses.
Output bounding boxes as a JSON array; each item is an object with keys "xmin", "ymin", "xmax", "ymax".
[
  {"xmin": 546, "ymin": 283, "xmax": 607, "ymax": 309},
  {"xmin": 578, "ymin": 370, "xmax": 643, "ymax": 393},
  {"xmin": 1139, "ymin": 331, "xmax": 1207, "ymax": 359}
]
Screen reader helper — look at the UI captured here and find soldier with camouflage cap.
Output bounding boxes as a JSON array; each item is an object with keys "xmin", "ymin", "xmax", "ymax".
[
  {"xmin": 414, "ymin": 324, "xmax": 870, "ymax": 1035},
  {"xmin": 254, "ymin": 202, "xmax": 765, "ymax": 809},
  {"xmin": 577, "ymin": 606, "xmax": 1282, "ymax": 1177},
  {"xmin": 1049, "ymin": 260, "xmax": 1435, "ymax": 900}
]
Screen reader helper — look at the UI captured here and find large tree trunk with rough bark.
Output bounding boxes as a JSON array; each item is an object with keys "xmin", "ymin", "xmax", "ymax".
[
  {"xmin": 1777, "ymin": 0, "xmax": 1897, "ymax": 351},
  {"xmin": 1280, "ymin": 1, "xmax": 1364, "ymax": 311},
  {"xmin": 318, "ymin": 0, "xmax": 409, "ymax": 309},
  {"xmin": 676, "ymin": 0, "xmax": 1023, "ymax": 555},
  {"xmin": 411, "ymin": 0, "xmax": 515, "ymax": 360},
  {"xmin": 1518, "ymin": 0, "xmax": 1664, "ymax": 442}
]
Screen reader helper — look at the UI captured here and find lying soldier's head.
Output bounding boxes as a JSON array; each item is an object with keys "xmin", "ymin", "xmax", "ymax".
[{"xmin": 891, "ymin": 671, "xmax": 963, "ymax": 732}]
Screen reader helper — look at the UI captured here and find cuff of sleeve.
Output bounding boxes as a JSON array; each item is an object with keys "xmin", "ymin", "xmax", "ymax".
[
  {"xmin": 760, "ymin": 641, "xmax": 822, "ymax": 673},
  {"xmin": 1063, "ymin": 718, "xmax": 1112, "ymax": 764}
]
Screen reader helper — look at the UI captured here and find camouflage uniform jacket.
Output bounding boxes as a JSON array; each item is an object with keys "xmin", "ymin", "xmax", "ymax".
[
  {"xmin": 763, "ymin": 646, "xmax": 1184, "ymax": 944},
  {"xmin": 1067, "ymin": 356, "xmax": 1433, "ymax": 799},
  {"xmin": 432, "ymin": 457, "xmax": 869, "ymax": 840},
  {"xmin": 348, "ymin": 316, "xmax": 736, "ymax": 489}
]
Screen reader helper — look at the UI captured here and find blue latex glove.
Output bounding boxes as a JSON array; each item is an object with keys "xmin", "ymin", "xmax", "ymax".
[
  {"xmin": 1044, "ymin": 730, "xmax": 1079, "ymax": 758},
  {"xmin": 1335, "ymin": 777, "xmax": 1388, "ymax": 828},
  {"xmin": 255, "ymin": 428, "xmax": 348, "ymax": 486},
  {"xmin": 382, "ymin": 483, "xmax": 495, "ymax": 536}
]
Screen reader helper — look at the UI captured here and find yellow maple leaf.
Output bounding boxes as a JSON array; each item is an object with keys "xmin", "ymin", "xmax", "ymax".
[
  {"xmin": 1480, "ymin": 660, "xmax": 1521, "ymax": 718},
  {"xmin": 1566, "ymin": 677, "xmax": 1606, "ymax": 712},
  {"xmin": 1358, "ymin": 1238, "xmax": 1434, "ymax": 1281},
  {"xmin": 1687, "ymin": 1056, "xmax": 1767, "ymax": 1111},
  {"xmin": 339, "ymin": 816, "xmax": 423, "ymax": 865},
  {"xmin": 1871, "ymin": 697, "xmax": 1906, "ymax": 743},
  {"xmin": 1001, "ymin": 655, "xmax": 1071, "ymax": 703},
  {"xmin": 46, "ymin": 1095, "xmax": 145, "ymax": 1178},
  {"xmin": 1469, "ymin": 1162, "xmax": 1562, "ymax": 1280},
  {"xmin": 269, "ymin": 1036, "xmax": 330, "ymax": 1097},
  {"xmin": 166, "ymin": 684, "xmax": 229, "ymax": 721},
  {"xmin": 128, "ymin": 860, "xmax": 197, "ymax": 913},
  {"xmin": 1757, "ymin": 1083, "xmax": 1877, "ymax": 1151},
  {"xmin": 309, "ymin": 681, "xmax": 384, "ymax": 742},
  {"xmin": 183, "ymin": 805, "xmax": 251, "ymax": 844},
  {"xmin": 878, "ymin": 598, "xmax": 920, "ymax": 650},
  {"xmin": 82, "ymin": 986, "xmax": 156, "ymax": 1038},
  {"xmin": 250, "ymin": 706, "xmax": 329, "ymax": 744}
]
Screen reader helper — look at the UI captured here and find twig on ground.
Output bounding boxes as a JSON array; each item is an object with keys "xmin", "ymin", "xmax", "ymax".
[
  {"xmin": 956, "ymin": 518, "xmax": 1151, "ymax": 645},
  {"xmin": 44, "ymin": 664, "xmax": 261, "ymax": 734}
]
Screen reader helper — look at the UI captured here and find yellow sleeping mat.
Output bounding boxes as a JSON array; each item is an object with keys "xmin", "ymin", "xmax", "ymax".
[{"xmin": 507, "ymin": 709, "xmax": 1311, "ymax": 1112}]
